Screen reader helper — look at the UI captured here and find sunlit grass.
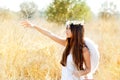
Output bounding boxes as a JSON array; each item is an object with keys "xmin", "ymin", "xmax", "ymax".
[
  {"xmin": 85, "ymin": 19, "xmax": 120, "ymax": 80},
  {"xmin": 0, "ymin": 17, "xmax": 120, "ymax": 80}
]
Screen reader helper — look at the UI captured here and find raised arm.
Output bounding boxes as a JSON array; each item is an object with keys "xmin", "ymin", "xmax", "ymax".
[{"xmin": 21, "ymin": 21, "xmax": 66, "ymax": 46}]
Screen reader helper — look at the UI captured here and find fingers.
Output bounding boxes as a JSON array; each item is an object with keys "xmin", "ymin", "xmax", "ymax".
[{"xmin": 72, "ymin": 71, "xmax": 80, "ymax": 78}]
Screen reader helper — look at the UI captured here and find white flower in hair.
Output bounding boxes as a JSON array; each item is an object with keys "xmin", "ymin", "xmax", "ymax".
[{"xmin": 66, "ymin": 20, "xmax": 84, "ymax": 26}]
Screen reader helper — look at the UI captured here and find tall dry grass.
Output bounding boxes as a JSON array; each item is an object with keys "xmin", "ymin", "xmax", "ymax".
[
  {"xmin": 85, "ymin": 19, "xmax": 120, "ymax": 80},
  {"xmin": 0, "ymin": 17, "xmax": 120, "ymax": 80}
]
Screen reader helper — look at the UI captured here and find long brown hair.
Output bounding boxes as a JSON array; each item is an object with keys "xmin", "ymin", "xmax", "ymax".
[{"xmin": 60, "ymin": 23, "xmax": 85, "ymax": 70}]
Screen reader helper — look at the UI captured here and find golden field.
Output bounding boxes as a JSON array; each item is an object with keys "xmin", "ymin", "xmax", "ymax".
[{"xmin": 0, "ymin": 16, "xmax": 120, "ymax": 80}]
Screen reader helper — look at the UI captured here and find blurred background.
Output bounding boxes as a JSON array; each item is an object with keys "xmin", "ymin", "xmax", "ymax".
[{"xmin": 0, "ymin": 0, "xmax": 120, "ymax": 80}]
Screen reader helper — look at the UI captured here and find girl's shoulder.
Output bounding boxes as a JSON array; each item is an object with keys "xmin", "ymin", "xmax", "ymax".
[{"xmin": 82, "ymin": 46, "xmax": 89, "ymax": 53}]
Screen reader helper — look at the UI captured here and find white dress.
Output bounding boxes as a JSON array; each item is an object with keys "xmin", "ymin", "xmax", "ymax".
[{"xmin": 61, "ymin": 38, "xmax": 100, "ymax": 80}]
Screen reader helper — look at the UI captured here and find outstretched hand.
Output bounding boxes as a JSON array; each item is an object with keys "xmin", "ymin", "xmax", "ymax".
[{"xmin": 21, "ymin": 20, "xmax": 34, "ymax": 28}]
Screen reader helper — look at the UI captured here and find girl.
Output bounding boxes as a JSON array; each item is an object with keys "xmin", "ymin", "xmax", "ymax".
[{"xmin": 21, "ymin": 20, "xmax": 92, "ymax": 80}]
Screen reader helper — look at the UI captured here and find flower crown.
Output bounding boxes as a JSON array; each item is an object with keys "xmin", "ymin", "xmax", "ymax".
[{"xmin": 66, "ymin": 20, "xmax": 84, "ymax": 26}]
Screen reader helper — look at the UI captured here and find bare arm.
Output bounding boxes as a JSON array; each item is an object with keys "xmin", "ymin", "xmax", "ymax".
[
  {"xmin": 73, "ymin": 47, "xmax": 91, "ymax": 77},
  {"xmin": 21, "ymin": 21, "xmax": 66, "ymax": 46},
  {"xmin": 33, "ymin": 26, "xmax": 66, "ymax": 46},
  {"xmin": 79, "ymin": 47, "xmax": 91, "ymax": 76}
]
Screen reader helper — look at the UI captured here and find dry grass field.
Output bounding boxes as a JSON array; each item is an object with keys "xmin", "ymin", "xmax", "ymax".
[{"xmin": 0, "ymin": 16, "xmax": 120, "ymax": 80}]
